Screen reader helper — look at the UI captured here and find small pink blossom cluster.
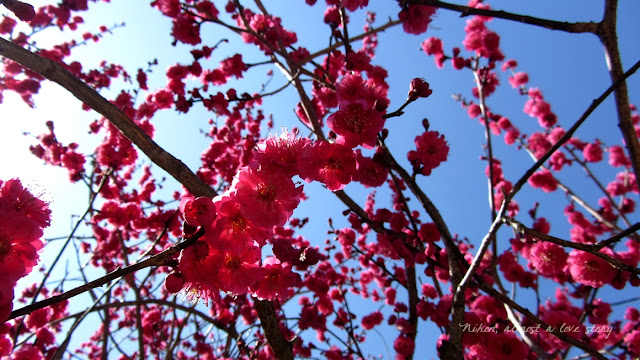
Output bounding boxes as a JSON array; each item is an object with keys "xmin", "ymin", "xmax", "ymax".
[
  {"xmin": 1, "ymin": 0, "xmax": 120, "ymax": 106},
  {"xmin": 0, "ymin": 179, "xmax": 51, "ymax": 324},
  {"xmin": 2, "ymin": 292, "xmax": 69, "ymax": 359},
  {"xmin": 28, "ymin": 121, "xmax": 86, "ymax": 182},
  {"xmin": 407, "ymin": 130, "xmax": 450, "ymax": 176},
  {"xmin": 398, "ymin": 4, "xmax": 436, "ymax": 35},
  {"xmin": 327, "ymin": 73, "xmax": 386, "ymax": 149},
  {"xmin": 237, "ymin": 8, "xmax": 298, "ymax": 55},
  {"xmin": 484, "ymin": 160, "xmax": 519, "ymax": 216},
  {"xmin": 303, "ymin": 56, "xmax": 390, "ymax": 129},
  {"xmin": 464, "ymin": 296, "xmax": 529, "ymax": 360},
  {"xmin": 462, "ymin": 15, "xmax": 504, "ymax": 62}
]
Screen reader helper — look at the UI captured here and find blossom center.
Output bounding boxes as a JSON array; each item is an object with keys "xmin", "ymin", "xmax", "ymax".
[
  {"xmin": 344, "ymin": 105, "xmax": 365, "ymax": 133},
  {"xmin": 225, "ymin": 254, "xmax": 242, "ymax": 270},
  {"xmin": 257, "ymin": 183, "xmax": 277, "ymax": 203},
  {"xmin": 327, "ymin": 157, "xmax": 342, "ymax": 171},
  {"xmin": 0, "ymin": 237, "xmax": 10, "ymax": 260},
  {"xmin": 194, "ymin": 202, "xmax": 209, "ymax": 216},
  {"xmin": 230, "ymin": 212, "xmax": 248, "ymax": 233},
  {"xmin": 584, "ymin": 260, "xmax": 598, "ymax": 272}
]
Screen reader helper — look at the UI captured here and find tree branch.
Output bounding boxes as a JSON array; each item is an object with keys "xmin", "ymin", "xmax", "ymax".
[
  {"xmin": 507, "ymin": 57, "xmax": 640, "ymax": 206},
  {"xmin": 504, "ymin": 218, "xmax": 640, "ymax": 275},
  {"xmin": 407, "ymin": 0, "xmax": 598, "ymax": 34},
  {"xmin": 0, "ymin": 37, "xmax": 216, "ymax": 199},
  {"xmin": 9, "ymin": 228, "xmax": 205, "ymax": 320},
  {"xmin": 597, "ymin": 0, "xmax": 640, "ymax": 200}
]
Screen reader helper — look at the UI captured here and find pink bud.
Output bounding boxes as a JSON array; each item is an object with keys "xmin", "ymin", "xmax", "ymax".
[
  {"xmin": 408, "ymin": 78, "xmax": 432, "ymax": 101},
  {"xmin": 164, "ymin": 271, "xmax": 185, "ymax": 294}
]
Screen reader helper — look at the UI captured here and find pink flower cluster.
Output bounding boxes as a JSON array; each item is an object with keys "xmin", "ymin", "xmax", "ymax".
[
  {"xmin": 407, "ymin": 130, "xmax": 450, "ymax": 176},
  {"xmin": 171, "ymin": 128, "xmax": 394, "ymax": 302},
  {"xmin": 0, "ymin": 179, "xmax": 51, "ymax": 323},
  {"xmin": 327, "ymin": 73, "xmax": 387, "ymax": 149},
  {"xmin": 29, "ymin": 121, "xmax": 86, "ymax": 182}
]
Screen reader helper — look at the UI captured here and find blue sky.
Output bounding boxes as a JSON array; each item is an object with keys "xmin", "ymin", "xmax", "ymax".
[{"xmin": 1, "ymin": 0, "xmax": 640, "ymax": 358}]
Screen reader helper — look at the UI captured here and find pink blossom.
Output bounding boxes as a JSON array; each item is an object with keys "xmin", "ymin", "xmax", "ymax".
[
  {"xmin": 398, "ymin": 5, "xmax": 436, "ymax": 35},
  {"xmin": 164, "ymin": 271, "xmax": 185, "ymax": 294},
  {"xmin": 421, "ymin": 37, "xmax": 443, "ymax": 56},
  {"xmin": 352, "ymin": 150, "xmax": 388, "ymax": 188},
  {"xmin": 0, "ymin": 179, "xmax": 51, "ymax": 229},
  {"xmin": 528, "ymin": 169, "xmax": 558, "ymax": 192},
  {"xmin": 232, "ymin": 165, "xmax": 303, "ymax": 229},
  {"xmin": 219, "ymin": 54, "xmax": 246, "ymax": 79},
  {"xmin": 299, "ymin": 141, "xmax": 356, "ymax": 191},
  {"xmin": 567, "ymin": 250, "xmax": 617, "ymax": 288},
  {"xmin": 171, "ymin": 14, "xmax": 201, "ymax": 45},
  {"xmin": 178, "ymin": 241, "xmax": 220, "ymax": 303},
  {"xmin": 9, "ymin": 343, "xmax": 42, "ymax": 360},
  {"xmin": 195, "ymin": 1, "xmax": 219, "ymax": 19},
  {"xmin": 255, "ymin": 128, "xmax": 310, "ymax": 176},
  {"xmin": 407, "ymin": 78, "xmax": 432, "ymax": 101},
  {"xmin": 0, "ymin": 332, "xmax": 11, "ymax": 356},
  {"xmin": 361, "ymin": 311, "xmax": 383, "ymax": 330},
  {"xmin": 327, "ymin": 101, "xmax": 384, "ymax": 149},
  {"xmin": 341, "ymin": 0, "xmax": 368, "ymax": 12},
  {"xmin": 583, "ymin": 142, "xmax": 603, "ymax": 162},
  {"xmin": 251, "ymin": 258, "xmax": 301, "ymax": 301},
  {"xmin": 153, "ymin": 0, "xmax": 180, "ymax": 17},
  {"xmin": 394, "ymin": 334, "xmax": 415, "ymax": 357},
  {"xmin": 407, "ymin": 130, "xmax": 449, "ymax": 176},
  {"xmin": 486, "ymin": 332, "xmax": 528, "ymax": 360},
  {"xmin": 609, "ymin": 145, "xmax": 631, "ymax": 167},
  {"xmin": 179, "ymin": 196, "xmax": 217, "ymax": 227},
  {"xmin": 211, "ymin": 243, "xmax": 262, "ymax": 295},
  {"xmin": 508, "ymin": 72, "xmax": 528, "ymax": 88},
  {"xmin": 588, "ymin": 298, "xmax": 612, "ymax": 325},
  {"xmin": 418, "ymin": 222, "xmax": 440, "ymax": 243},
  {"xmin": 206, "ymin": 194, "xmax": 270, "ymax": 247},
  {"xmin": 0, "ymin": 216, "xmax": 44, "ymax": 282},
  {"xmin": 335, "ymin": 74, "xmax": 371, "ymax": 107},
  {"xmin": 529, "ymin": 241, "xmax": 567, "ymax": 277},
  {"xmin": 624, "ymin": 330, "xmax": 640, "ymax": 356}
]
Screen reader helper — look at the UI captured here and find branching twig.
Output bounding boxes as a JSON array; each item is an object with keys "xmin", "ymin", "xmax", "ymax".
[
  {"xmin": 504, "ymin": 218, "xmax": 640, "ymax": 275},
  {"xmin": 9, "ymin": 228, "xmax": 205, "ymax": 320},
  {"xmin": 507, "ymin": 57, "xmax": 640, "ymax": 205}
]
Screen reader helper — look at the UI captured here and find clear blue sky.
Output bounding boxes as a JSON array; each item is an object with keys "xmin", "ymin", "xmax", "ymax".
[{"xmin": 1, "ymin": 0, "xmax": 639, "ymax": 358}]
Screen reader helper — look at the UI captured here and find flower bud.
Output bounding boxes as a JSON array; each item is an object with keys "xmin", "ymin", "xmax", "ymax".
[
  {"xmin": 408, "ymin": 78, "xmax": 432, "ymax": 101},
  {"xmin": 164, "ymin": 271, "xmax": 185, "ymax": 294}
]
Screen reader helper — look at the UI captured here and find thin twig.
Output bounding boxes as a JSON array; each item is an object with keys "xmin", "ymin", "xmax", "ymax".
[
  {"xmin": 504, "ymin": 218, "xmax": 640, "ymax": 275},
  {"xmin": 407, "ymin": 0, "xmax": 598, "ymax": 34},
  {"xmin": 9, "ymin": 228, "xmax": 205, "ymax": 320}
]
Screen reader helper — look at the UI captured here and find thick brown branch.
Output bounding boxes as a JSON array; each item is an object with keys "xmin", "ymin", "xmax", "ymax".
[
  {"xmin": 254, "ymin": 299, "xmax": 293, "ymax": 360},
  {"xmin": 597, "ymin": 0, "xmax": 640, "ymax": 199},
  {"xmin": 0, "ymin": 37, "xmax": 216, "ymax": 199}
]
